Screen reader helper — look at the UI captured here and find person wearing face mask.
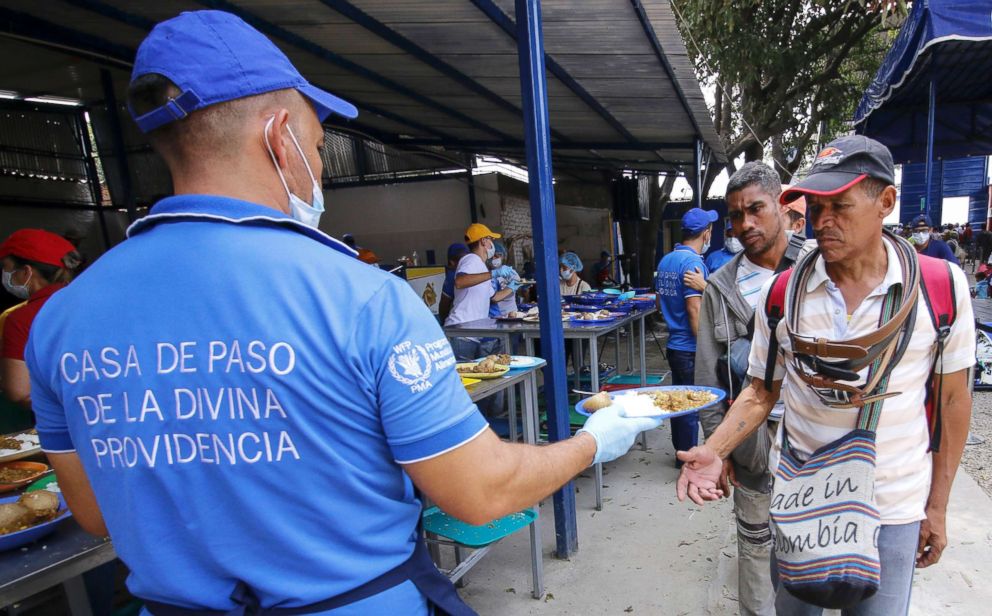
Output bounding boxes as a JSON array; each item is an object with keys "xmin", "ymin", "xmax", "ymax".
[
  {"xmin": 0, "ymin": 229, "xmax": 80, "ymax": 427},
  {"xmin": 655, "ymin": 207, "xmax": 718, "ymax": 462},
  {"xmin": 23, "ymin": 12, "xmax": 664, "ymax": 616},
  {"xmin": 704, "ymin": 219, "xmax": 743, "ymax": 273},
  {"xmin": 559, "ymin": 252, "xmax": 591, "ymax": 295},
  {"xmin": 487, "ymin": 241, "xmax": 521, "ymax": 317},
  {"xmin": 445, "ymin": 223, "xmax": 515, "ymax": 361},
  {"xmin": 911, "ymin": 214, "xmax": 960, "ymax": 266}
]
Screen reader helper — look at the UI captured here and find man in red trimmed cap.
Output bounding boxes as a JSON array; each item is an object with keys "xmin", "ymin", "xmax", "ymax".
[
  {"xmin": 0, "ymin": 229, "xmax": 80, "ymax": 419},
  {"xmin": 677, "ymin": 135, "xmax": 975, "ymax": 615}
]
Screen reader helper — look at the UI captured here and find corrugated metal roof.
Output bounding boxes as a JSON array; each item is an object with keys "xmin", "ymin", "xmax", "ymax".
[{"xmin": 0, "ymin": 0, "xmax": 724, "ymax": 172}]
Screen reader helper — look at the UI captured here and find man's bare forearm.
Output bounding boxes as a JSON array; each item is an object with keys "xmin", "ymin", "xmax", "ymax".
[
  {"xmin": 404, "ymin": 429, "xmax": 597, "ymax": 526},
  {"xmin": 705, "ymin": 379, "xmax": 778, "ymax": 459},
  {"xmin": 486, "ymin": 434, "xmax": 596, "ymax": 519},
  {"xmin": 927, "ymin": 370, "xmax": 971, "ymax": 513},
  {"xmin": 455, "ymin": 272, "xmax": 491, "ymax": 289}
]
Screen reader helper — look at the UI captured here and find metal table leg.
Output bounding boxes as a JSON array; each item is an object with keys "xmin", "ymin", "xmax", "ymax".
[
  {"xmin": 615, "ymin": 329, "xmax": 622, "ymax": 374},
  {"xmin": 523, "ymin": 372, "xmax": 545, "ymax": 598},
  {"xmin": 590, "ymin": 334, "xmax": 603, "ymax": 510},
  {"xmin": 508, "ymin": 385, "xmax": 518, "ymax": 443},
  {"xmin": 62, "ymin": 577, "xmax": 94, "ymax": 616}
]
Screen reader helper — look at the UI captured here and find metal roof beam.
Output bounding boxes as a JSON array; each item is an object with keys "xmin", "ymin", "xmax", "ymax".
[
  {"xmin": 315, "ymin": 0, "xmax": 569, "ymax": 144},
  {"xmin": 0, "ymin": 6, "xmax": 134, "ymax": 69},
  {"xmin": 57, "ymin": 0, "xmax": 452, "ymax": 142},
  {"xmin": 196, "ymin": 0, "xmax": 519, "ymax": 142},
  {"xmin": 629, "ymin": 0, "xmax": 703, "ymax": 137},
  {"xmin": 386, "ymin": 138, "xmax": 694, "ymax": 151},
  {"xmin": 469, "ymin": 0, "xmax": 642, "ymax": 145}
]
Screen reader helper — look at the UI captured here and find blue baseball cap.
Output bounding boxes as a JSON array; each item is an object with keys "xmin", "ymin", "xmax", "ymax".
[
  {"xmin": 911, "ymin": 214, "xmax": 933, "ymax": 228},
  {"xmin": 681, "ymin": 208, "xmax": 719, "ymax": 234},
  {"xmin": 447, "ymin": 243, "xmax": 468, "ymax": 260},
  {"xmin": 129, "ymin": 10, "xmax": 358, "ymax": 133}
]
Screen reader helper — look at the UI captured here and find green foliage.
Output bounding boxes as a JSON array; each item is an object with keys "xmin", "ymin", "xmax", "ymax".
[{"xmin": 673, "ymin": 0, "xmax": 904, "ymax": 180}]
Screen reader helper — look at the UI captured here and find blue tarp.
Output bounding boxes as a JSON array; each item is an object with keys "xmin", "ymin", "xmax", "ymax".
[{"xmin": 854, "ymin": 1, "xmax": 992, "ymax": 163}]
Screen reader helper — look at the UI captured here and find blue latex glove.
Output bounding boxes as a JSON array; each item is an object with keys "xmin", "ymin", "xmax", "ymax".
[
  {"xmin": 507, "ymin": 279, "xmax": 523, "ymax": 291},
  {"xmin": 491, "ymin": 265, "xmax": 515, "ymax": 280},
  {"xmin": 576, "ymin": 405, "xmax": 663, "ymax": 465}
]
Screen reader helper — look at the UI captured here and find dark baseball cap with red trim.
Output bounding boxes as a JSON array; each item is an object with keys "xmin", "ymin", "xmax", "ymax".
[{"xmin": 780, "ymin": 135, "xmax": 895, "ymax": 205}]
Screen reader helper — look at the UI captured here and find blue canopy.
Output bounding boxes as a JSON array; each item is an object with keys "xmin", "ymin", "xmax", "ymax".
[{"xmin": 854, "ymin": 0, "xmax": 992, "ymax": 163}]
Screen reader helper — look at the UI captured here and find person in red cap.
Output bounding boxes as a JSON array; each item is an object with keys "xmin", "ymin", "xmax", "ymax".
[{"xmin": 0, "ymin": 229, "xmax": 80, "ymax": 415}]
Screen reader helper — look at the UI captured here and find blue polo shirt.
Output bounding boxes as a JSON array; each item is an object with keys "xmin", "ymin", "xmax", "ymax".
[
  {"xmin": 655, "ymin": 244, "xmax": 708, "ymax": 352},
  {"xmin": 918, "ymin": 238, "xmax": 960, "ymax": 266},
  {"xmin": 704, "ymin": 247, "xmax": 736, "ymax": 273},
  {"xmin": 26, "ymin": 195, "xmax": 488, "ymax": 613}
]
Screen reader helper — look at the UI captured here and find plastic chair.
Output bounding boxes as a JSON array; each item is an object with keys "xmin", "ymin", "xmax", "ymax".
[{"xmin": 422, "ymin": 506, "xmax": 544, "ymax": 599}]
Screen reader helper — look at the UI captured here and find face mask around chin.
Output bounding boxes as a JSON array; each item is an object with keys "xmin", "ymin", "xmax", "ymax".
[
  {"xmin": 490, "ymin": 258, "xmax": 502, "ymax": 268},
  {"xmin": 2, "ymin": 269, "xmax": 30, "ymax": 300},
  {"xmin": 725, "ymin": 238, "xmax": 743, "ymax": 253},
  {"xmin": 263, "ymin": 117, "xmax": 325, "ymax": 228}
]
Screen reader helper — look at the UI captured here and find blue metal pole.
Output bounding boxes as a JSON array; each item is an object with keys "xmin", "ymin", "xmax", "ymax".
[
  {"xmin": 693, "ymin": 138, "xmax": 703, "ymax": 210},
  {"xmin": 923, "ymin": 75, "xmax": 936, "ymax": 216},
  {"xmin": 515, "ymin": 0, "xmax": 578, "ymax": 558}
]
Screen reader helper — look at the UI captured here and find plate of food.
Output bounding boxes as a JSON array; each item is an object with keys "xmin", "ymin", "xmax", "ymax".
[
  {"xmin": 497, "ymin": 310, "xmax": 528, "ymax": 321},
  {"xmin": 575, "ymin": 386, "xmax": 726, "ymax": 418},
  {"xmin": 570, "ymin": 310, "xmax": 621, "ymax": 324},
  {"xmin": 0, "ymin": 491, "xmax": 72, "ymax": 552},
  {"xmin": 457, "ymin": 355, "xmax": 511, "ymax": 379},
  {"xmin": 0, "ymin": 462, "xmax": 49, "ymax": 494},
  {"xmin": 0, "ymin": 430, "xmax": 41, "ymax": 464},
  {"xmin": 505, "ymin": 355, "xmax": 544, "ymax": 369}
]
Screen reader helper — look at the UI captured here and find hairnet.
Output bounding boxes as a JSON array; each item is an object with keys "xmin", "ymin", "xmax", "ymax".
[
  {"xmin": 560, "ymin": 251, "xmax": 583, "ymax": 272},
  {"xmin": 493, "ymin": 240, "xmax": 507, "ymax": 257}
]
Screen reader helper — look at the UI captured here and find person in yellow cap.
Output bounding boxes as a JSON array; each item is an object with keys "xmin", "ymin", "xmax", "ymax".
[{"xmin": 445, "ymin": 223, "xmax": 515, "ymax": 363}]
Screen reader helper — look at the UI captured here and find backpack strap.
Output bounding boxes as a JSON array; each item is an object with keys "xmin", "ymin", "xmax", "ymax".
[
  {"xmin": 762, "ymin": 268, "xmax": 793, "ymax": 391},
  {"xmin": 918, "ymin": 255, "xmax": 957, "ymax": 453}
]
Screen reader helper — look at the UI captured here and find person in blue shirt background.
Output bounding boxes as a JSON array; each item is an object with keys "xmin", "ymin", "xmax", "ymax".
[
  {"xmin": 911, "ymin": 214, "xmax": 960, "ymax": 265},
  {"xmin": 656, "ymin": 207, "xmax": 717, "ymax": 466},
  {"xmin": 25, "ymin": 11, "xmax": 660, "ymax": 615},
  {"xmin": 704, "ymin": 219, "xmax": 741, "ymax": 273},
  {"xmin": 439, "ymin": 242, "xmax": 468, "ymax": 323}
]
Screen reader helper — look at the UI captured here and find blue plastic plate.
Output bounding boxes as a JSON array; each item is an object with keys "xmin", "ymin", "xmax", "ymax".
[
  {"xmin": 572, "ymin": 292, "xmax": 612, "ymax": 305},
  {"xmin": 602, "ymin": 288, "xmax": 622, "ymax": 296},
  {"xmin": 575, "ymin": 385, "xmax": 726, "ymax": 418},
  {"xmin": 0, "ymin": 493, "xmax": 72, "ymax": 552}
]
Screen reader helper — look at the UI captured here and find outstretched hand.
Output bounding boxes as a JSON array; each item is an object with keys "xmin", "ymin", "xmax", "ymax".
[{"xmin": 676, "ymin": 445, "xmax": 725, "ymax": 506}]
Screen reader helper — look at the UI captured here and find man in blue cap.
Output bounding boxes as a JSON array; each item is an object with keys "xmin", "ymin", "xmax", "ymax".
[
  {"xmin": 911, "ymin": 214, "xmax": 960, "ymax": 265},
  {"xmin": 656, "ymin": 207, "xmax": 718, "ymax": 463},
  {"xmin": 24, "ymin": 10, "xmax": 662, "ymax": 615}
]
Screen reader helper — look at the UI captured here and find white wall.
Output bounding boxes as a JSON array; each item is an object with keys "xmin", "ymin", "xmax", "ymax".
[{"xmin": 320, "ymin": 176, "xmax": 486, "ymax": 266}]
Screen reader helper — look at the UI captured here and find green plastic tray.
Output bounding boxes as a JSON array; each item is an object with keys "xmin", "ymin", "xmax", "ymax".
[{"xmin": 422, "ymin": 507, "xmax": 537, "ymax": 547}]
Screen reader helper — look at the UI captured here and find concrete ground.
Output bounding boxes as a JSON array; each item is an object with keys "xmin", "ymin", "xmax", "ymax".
[{"xmin": 457, "ymin": 322, "xmax": 992, "ymax": 615}]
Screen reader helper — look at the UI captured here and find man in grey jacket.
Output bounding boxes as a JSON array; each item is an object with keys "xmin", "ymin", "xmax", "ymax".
[{"xmin": 694, "ymin": 162, "xmax": 795, "ymax": 616}]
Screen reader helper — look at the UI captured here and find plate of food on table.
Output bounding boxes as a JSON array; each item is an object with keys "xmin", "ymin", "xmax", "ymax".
[
  {"xmin": 569, "ymin": 309, "xmax": 623, "ymax": 324},
  {"xmin": 575, "ymin": 386, "xmax": 725, "ymax": 418},
  {"xmin": 0, "ymin": 462, "xmax": 50, "ymax": 493},
  {"xmin": 0, "ymin": 490, "xmax": 72, "ymax": 551},
  {"xmin": 0, "ymin": 429, "xmax": 41, "ymax": 463},
  {"xmin": 457, "ymin": 355, "xmax": 512, "ymax": 379}
]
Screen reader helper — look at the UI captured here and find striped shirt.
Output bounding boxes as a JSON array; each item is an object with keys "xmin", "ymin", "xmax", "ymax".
[
  {"xmin": 736, "ymin": 255, "xmax": 774, "ymax": 310},
  {"xmin": 748, "ymin": 238, "xmax": 975, "ymax": 523}
]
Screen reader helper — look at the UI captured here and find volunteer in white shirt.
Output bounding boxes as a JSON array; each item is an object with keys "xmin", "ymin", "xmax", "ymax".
[{"xmin": 445, "ymin": 223, "xmax": 514, "ymax": 362}]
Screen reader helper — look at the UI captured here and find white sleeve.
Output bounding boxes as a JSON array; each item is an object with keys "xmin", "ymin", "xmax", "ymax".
[
  {"xmin": 747, "ymin": 276, "xmax": 786, "ymax": 383},
  {"xmin": 936, "ymin": 264, "xmax": 976, "ymax": 374}
]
